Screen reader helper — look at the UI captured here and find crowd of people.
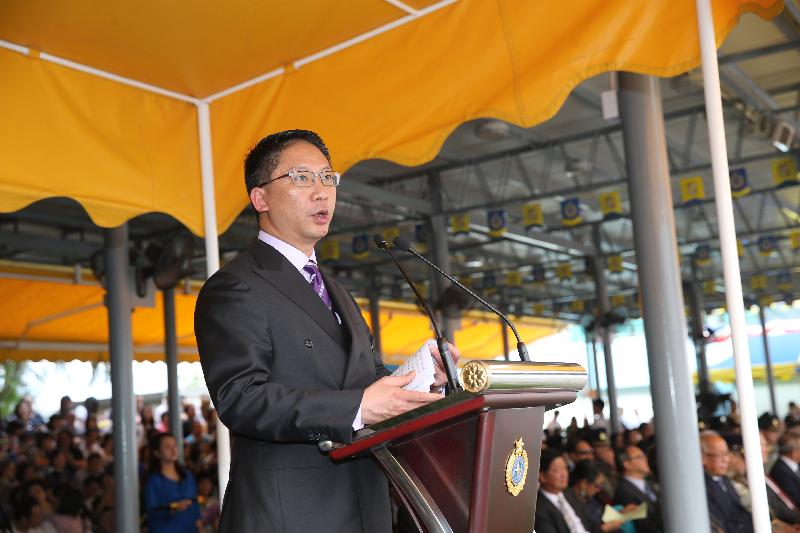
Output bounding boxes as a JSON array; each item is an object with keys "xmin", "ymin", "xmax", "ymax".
[
  {"xmin": 2, "ymin": 392, "xmax": 799, "ymax": 532},
  {"xmin": 537, "ymin": 399, "xmax": 800, "ymax": 533},
  {"xmin": 0, "ymin": 395, "xmax": 220, "ymax": 532}
]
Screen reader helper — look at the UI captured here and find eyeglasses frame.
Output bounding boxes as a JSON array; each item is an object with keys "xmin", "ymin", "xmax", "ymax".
[{"xmin": 258, "ymin": 169, "xmax": 341, "ymax": 188}]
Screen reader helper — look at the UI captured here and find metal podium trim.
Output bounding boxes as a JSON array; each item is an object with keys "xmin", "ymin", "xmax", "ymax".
[{"xmin": 372, "ymin": 447, "xmax": 453, "ymax": 533}]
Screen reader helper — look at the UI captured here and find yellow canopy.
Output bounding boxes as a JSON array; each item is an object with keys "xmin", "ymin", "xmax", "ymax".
[
  {"xmin": 0, "ymin": 0, "xmax": 781, "ymax": 235},
  {"xmin": 0, "ymin": 263, "xmax": 561, "ymax": 364}
]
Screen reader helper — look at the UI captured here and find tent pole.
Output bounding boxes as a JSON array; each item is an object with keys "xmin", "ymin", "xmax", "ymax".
[
  {"xmin": 619, "ymin": 72, "xmax": 710, "ymax": 532},
  {"xmin": 592, "ymin": 225, "xmax": 620, "ymax": 433},
  {"xmin": 695, "ymin": 1, "xmax": 770, "ymax": 530},
  {"xmin": 196, "ymin": 101, "xmax": 231, "ymax": 501},
  {"xmin": 758, "ymin": 305, "xmax": 778, "ymax": 416},
  {"xmin": 104, "ymin": 223, "xmax": 139, "ymax": 533},
  {"xmin": 163, "ymin": 287, "xmax": 183, "ymax": 461},
  {"xmin": 688, "ymin": 277, "xmax": 712, "ymax": 417},
  {"xmin": 429, "ymin": 173, "xmax": 454, "ymax": 340}
]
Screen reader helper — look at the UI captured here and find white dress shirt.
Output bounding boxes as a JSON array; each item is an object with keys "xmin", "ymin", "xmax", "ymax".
[
  {"xmin": 541, "ymin": 490, "xmax": 589, "ymax": 533},
  {"xmin": 257, "ymin": 231, "xmax": 363, "ymax": 430}
]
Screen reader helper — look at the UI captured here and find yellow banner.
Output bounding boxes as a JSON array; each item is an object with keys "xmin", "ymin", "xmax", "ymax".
[
  {"xmin": 506, "ymin": 271, "xmax": 523, "ymax": 287},
  {"xmin": 556, "ymin": 262, "xmax": 572, "ymax": 280},
  {"xmin": 772, "ymin": 158, "xmax": 798, "ymax": 188},
  {"xmin": 737, "ymin": 239, "xmax": 744, "ymax": 257},
  {"xmin": 318, "ymin": 239, "xmax": 340, "ymax": 261},
  {"xmin": 523, "ymin": 203, "xmax": 544, "ymax": 229},
  {"xmin": 610, "ymin": 294, "xmax": 626, "ymax": 308},
  {"xmin": 451, "ymin": 214, "xmax": 470, "ymax": 235},
  {"xmin": 791, "ymin": 230, "xmax": 800, "ymax": 250},
  {"xmin": 703, "ymin": 280, "xmax": 716, "ymax": 296},
  {"xmin": 599, "ymin": 191, "xmax": 623, "ymax": 219},
  {"xmin": 532, "ymin": 303, "xmax": 545, "ymax": 316},
  {"xmin": 751, "ymin": 275, "xmax": 767, "ymax": 291},
  {"xmin": 607, "ymin": 255, "xmax": 623, "ymax": 273},
  {"xmin": 680, "ymin": 176, "xmax": 705, "ymax": 205},
  {"xmin": 382, "ymin": 226, "xmax": 400, "ymax": 246},
  {"xmin": 569, "ymin": 300, "xmax": 585, "ymax": 313}
]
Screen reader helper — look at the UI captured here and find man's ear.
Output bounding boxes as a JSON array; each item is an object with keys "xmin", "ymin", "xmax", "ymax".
[{"xmin": 250, "ymin": 187, "xmax": 269, "ymax": 214}]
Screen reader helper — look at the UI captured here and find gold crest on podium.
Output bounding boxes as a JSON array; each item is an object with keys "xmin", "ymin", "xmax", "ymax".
[{"xmin": 504, "ymin": 437, "xmax": 528, "ymax": 496}]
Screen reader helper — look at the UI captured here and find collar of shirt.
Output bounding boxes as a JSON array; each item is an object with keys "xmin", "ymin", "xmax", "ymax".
[
  {"xmin": 258, "ymin": 230, "xmax": 317, "ymax": 280},
  {"xmin": 780, "ymin": 455, "xmax": 799, "ymax": 473},
  {"xmin": 541, "ymin": 489, "xmax": 563, "ymax": 507},
  {"xmin": 624, "ymin": 476, "xmax": 648, "ymax": 495}
]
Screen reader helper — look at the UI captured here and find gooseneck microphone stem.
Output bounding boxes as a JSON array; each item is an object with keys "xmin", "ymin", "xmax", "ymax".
[
  {"xmin": 373, "ymin": 236, "xmax": 461, "ymax": 394},
  {"xmin": 394, "ymin": 236, "xmax": 531, "ymax": 362}
]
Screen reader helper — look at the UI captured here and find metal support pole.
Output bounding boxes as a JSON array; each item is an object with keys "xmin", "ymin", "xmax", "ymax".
[
  {"xmin": 429, "ymin": 174, "xmax": 454, "ymax": 340},
  {"xmin": 104, "ymin": 224, "xmax": 139, "ymax": 533},
  {"xmin": 695, "ymin": 1, "xmax": 770, "ymax": 529},
  {"xmin": 163, "ymin": 287, "xmax": 183, "ymax": 461},
  {"xmin": 583, "ymin": 330, "xmax": 597, "ymax": 391},
  {"xmin": 368, "ymin": 279, "xmax": 383, "ymax": 355},
  {"xmin": 590, "ymin": 333, "xmax": 600, "ymax": 394},
  {"xmin": 197, "ymin": 101, "xmax": 231, "ymax": 499},
  {"xmin": 619, "ymin": 72, "xmax": 711, "ymax": 533},
  {"xmin": 501, "ymin": 320, "xmax": 510, "ymax": 361},
  {"xmin": 592, "ymin": 226, "xmax": 620, "ymax": 434},
  {"xmin": 758, "ymin": 305, "xmax": 778, "ymax": 416},
  {"xmin": 688, "ymin": 278, "xmax": 711, "ymax": 398}
]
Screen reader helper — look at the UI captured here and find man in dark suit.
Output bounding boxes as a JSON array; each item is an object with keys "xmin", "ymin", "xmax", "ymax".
[
  {"xmin": 535, "ymin": 449, "xmax": 593, "ymax": 533},
  {"xmin": 701, "ymin": 432, "xmax": 754, "ymax": 533},
  {"xmin": 195, "ymin": 130, "xmax": 446, "ymax": 532},
  {"xmin": 769, "ymin": 434, "xmax": 800, "ymax": 508},
  {"xmin": 614, "ymin": 445, "xmax": 662, "ymax": 532}
]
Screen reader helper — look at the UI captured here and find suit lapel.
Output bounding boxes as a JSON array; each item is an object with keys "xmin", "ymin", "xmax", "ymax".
[
  {"xmin": 248, "ymin": 240, "xmax": 345, "ymax": 350},
  {"xmin": 325, "ymin": 275, "xmax": 370, "ymax": 387}
]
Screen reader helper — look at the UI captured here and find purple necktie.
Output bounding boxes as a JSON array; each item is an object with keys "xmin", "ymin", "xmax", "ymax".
[{"xmin": 303, "ymin": 260, "xmax": 332, "ymax": 311}]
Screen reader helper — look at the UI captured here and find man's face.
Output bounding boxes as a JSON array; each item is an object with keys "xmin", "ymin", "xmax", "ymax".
[
  {"xmin": 701, "ymin": 436, "xmax": 730, "ymax": 476},
  {"xmin": 594, "ymin": 444, "xmax": 615, "ymax": 467},
  {"xmin": 539, "ymin": 457, "xmax": 569, "ymax": 493},
  {"xmin": 623, "ymin": 446, "xmax": 650, "ymax": 477},
  {"xmin": 252, "ymin": 141, "xmax": 335, "ymax": 253},
  {"xmin": 570, "ymin": 440, "xmax": 593, "ymax": 464}
]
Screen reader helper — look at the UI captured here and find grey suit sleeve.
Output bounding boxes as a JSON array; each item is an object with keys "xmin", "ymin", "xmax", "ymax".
[{"xmin": 195, "ymin": 271, "xmax": 364, "ymax": 444}]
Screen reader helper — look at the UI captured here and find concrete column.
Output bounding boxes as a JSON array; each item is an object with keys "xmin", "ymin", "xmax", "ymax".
[
  {"xmin": 592, "ymin": 226, "xmax": 620, "ymax": 433},
  {"xmin": 163, "ymin": 287, "xmax": 183, "ymax": 461},
  {"xmin": 758, "ymin": 305, "xmax": 778, "ymax": 415},
  {"xmin": 619, "ymin": 72, "xmax": 710, "ymax": 532},
  {"xmin": 501, "ymin": 320, "xmax": 510, "ymax": 361},
  {"xmin": 104, "ymin": 224, "xmax": 139, "ymax": 533}
]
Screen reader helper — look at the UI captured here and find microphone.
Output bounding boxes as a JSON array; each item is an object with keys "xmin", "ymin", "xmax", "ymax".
[
  {"xmin": 373, "ymin": 235, "xmax": 460, "ymax": 393},
  {"xmin": 393, "ymin": 236, "xmax": 531, "ymax": 362}
]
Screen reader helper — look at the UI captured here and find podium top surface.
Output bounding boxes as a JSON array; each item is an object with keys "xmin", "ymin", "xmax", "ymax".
[{"xmin": 329, "ymin": 388, "xmax": 578, "ymax": 461}]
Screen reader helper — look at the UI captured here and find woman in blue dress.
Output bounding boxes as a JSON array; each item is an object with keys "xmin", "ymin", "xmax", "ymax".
[{"xmin": 143, "ymin": 433, "xmax": 202, "ymax": 533}]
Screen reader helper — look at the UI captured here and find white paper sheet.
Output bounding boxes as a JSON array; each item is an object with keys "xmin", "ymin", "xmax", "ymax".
[{"xmin": 392, "ymin": 340, "xmax": 437, "ymax": 392}]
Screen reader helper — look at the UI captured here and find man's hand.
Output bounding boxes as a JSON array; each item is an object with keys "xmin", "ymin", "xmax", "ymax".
[
  {"xmin": 361, "ymin": 371, "xmax": 443, "ymax": 424},
  {"xmin": 429, "ymin": 341, "xmax": 460, "ymax": 388}
]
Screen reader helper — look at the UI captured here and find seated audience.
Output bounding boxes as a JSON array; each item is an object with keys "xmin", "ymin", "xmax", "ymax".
[
  {"xmin": 614, "ymin": 445, "xmax": 662, "ymax": 532},
  {"xmin": 143, "ymin": 433, "xmax": 201, "ymax": 532},
  {"xmin": 701, "ymin": 431, "xmax": 754, "ymax": 533},
  {"xmin": 535, "ymin": 448, "xmax": 592, "ymax": 533}
]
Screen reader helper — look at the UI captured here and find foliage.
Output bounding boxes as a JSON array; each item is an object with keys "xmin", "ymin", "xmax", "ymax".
[{"xmin": 0, "ymin": 360, "xmax": 28, "ymax": 418}]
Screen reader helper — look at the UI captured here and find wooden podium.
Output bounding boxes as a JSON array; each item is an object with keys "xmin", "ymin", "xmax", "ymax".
[{"xmin": 330, "ymin": 361, "xmax": 587, "ymax": 533}]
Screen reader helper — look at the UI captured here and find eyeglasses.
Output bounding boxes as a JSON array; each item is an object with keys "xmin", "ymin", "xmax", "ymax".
[{"xmin": 259, "ymin": 169, "xmax": 341, "ymax": 188}]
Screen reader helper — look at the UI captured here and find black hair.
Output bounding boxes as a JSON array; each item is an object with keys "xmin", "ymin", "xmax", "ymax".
[
  {"xmin": 539, "ymin": 448, "xmax": 564, "ymax": 473},
  {"xmin": 570, "ymin": 459, "xmax": 602, "ymax": 487},
  {"xmin": 244, "ymin": 130, "xmax": 331, "ymax": 195},
  {"xmin": 149, "ymin": 432, "xmax": 186, "ymax": 480}
]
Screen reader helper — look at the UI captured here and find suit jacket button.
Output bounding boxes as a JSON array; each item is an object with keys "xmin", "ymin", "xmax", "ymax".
[
  {"xmin": 305, "ymin": 339, "xmax": 313, "ymax": 348},
  {"xmin": 318, "ymin": 440, "xmax": 333, "ymax": 453}
]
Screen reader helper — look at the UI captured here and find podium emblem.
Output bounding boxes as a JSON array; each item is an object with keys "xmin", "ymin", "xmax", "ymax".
[
  {"xmin": 505, "ymin": 437, "xmax": 528, "ymax": 496},
  {"xmin": 461, "ymin": 361, "xmax": 489, "ymax": 392}
]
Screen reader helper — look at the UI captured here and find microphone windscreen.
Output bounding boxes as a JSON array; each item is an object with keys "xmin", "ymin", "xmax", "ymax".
[
  {"xmin": 373, "ymin": 234, "xmax": 388, "ymax": 249},
  {"xmin": 393, "ymin": 236, "xmax": 412, "ymax": 251}
]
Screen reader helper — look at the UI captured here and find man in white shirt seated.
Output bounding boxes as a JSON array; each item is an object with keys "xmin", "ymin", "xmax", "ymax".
[
  {"xmin": 535, "ymin": 448, "xmax": 592, "ymax": 533},
  {"xmin": 614, "ymin": 445, "xmax": 662, "ymax": 532}
]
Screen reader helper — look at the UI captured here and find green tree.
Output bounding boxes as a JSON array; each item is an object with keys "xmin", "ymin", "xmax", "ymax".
[{"xmin": 0, "ymin": 361, "xmax": 28, "ymax": 418}]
